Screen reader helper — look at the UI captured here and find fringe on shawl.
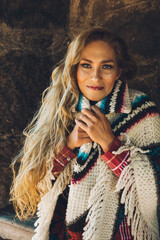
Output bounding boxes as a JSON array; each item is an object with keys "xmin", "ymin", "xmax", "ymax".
[
  {"xmin": 83, "ymin": 146, "xmax": 118, "ymax": 240},
  {"xmin": 32, "ymin": 158, "xmax": 76, "ymax": 240},
  {"xmin": 83, "ymin": 160, "xmax": 109, "ymax": 239},
  {"xmin": 115, "ymin": 138, "xmax": 159, "ymax": 240}
]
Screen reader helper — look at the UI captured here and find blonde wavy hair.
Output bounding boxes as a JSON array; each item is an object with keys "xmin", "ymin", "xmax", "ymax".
[{"xmin": 10, "ymin": 27, "xmax": 137, "ymax": 220}]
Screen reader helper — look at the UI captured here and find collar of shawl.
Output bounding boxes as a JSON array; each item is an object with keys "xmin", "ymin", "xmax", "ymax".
[
  {"xmin": 76, "ymin": 79, "xmax": 132, "ymax": 114},
  {"xmin": 71, "ymin": 80, "xmax": 131, "ymax": 184}
]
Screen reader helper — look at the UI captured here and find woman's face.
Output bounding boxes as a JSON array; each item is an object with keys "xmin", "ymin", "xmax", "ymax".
[{"xmin": 77, "ymin": 40, "xmax": 121, "ymax": 101}]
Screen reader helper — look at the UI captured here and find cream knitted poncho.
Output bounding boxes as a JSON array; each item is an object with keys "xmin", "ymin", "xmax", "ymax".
[{"xmin": 33, "ymin": 80, "xmax": 160, "ymax": 240}]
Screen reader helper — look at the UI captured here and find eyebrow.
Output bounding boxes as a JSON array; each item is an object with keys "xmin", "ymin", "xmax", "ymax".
[{"xmin": 80, "ymin": 58, "xmax": 115, "ymax": 63}]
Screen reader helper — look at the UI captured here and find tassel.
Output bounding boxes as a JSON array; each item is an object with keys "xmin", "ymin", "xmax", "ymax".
[
  {"xmin": 32, "ymin": 158, "xmax": 76, "ymax": 240},
  {"xmin": 116, "ymin": 147, "xmax": 159, "ymax": 240},
  {"xmin": 83, "ymin": 155, "xmax": 118, "ymax": 240},
  {"xmin": 83, "ymin": 159, "xmax": 109, "ymax": 240}
]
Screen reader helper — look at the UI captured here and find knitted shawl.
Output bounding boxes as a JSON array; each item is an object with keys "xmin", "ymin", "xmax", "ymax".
[{"xmin": 33, "ymin": 80, "xmax": 160, "ymax": 240}]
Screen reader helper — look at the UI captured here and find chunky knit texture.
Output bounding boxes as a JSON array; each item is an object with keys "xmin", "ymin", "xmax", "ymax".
[{"xmin": 33, "ymin": 80, "xmax": 160, "ymax": 240}]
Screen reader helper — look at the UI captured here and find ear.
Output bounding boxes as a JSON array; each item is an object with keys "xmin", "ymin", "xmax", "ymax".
[{"xmin": 116, "ymin": 68, "xmax": 122, "ymax": 80}]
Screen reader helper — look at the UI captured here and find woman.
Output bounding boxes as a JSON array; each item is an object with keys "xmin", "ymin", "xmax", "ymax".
[{"xmin": 10, "ymin": 27, "xmax": 160, "ymax": 240}]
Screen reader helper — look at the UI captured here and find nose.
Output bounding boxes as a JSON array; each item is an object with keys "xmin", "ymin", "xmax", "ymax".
[{"xmin": 91, "ymin": 68, "xmax": 101, "ymax": 81}]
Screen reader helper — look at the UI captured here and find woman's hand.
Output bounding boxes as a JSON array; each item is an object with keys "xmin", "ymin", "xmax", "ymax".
[
  {"xmin": 66, "ymin": 124, "xmax": 92, "ymax": 150},
  {"xmin": 75, "ymin": 106, "xmax": 115, "ymax": 152}
]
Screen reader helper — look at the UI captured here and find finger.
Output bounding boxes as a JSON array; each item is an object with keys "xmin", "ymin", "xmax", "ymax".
[
  {"xmin": 78, "ymin": 129, "xmax": 90, "ymax": 135},
  {"xmin": 80, "ymin": 137, "xmax": 93, "ymax": 145},
  {"xmin": 79, "ymin": 114, "xmax": 93, "ymax": 126},
  {"xmin": 80, "ymin": 136, "xmax": 92, "ymax": 141},
  {"xmin": 77, "ymin": 126, "xmax": 86, "ymax": 133},
  {"xmin": 81, "ymin": 108, "xmax": 97, "ymax": 122},
  {"xmin": 91, "ymin": 105, "xmax": 103, "ymax": 116},
  {"xmin": 79, "ymin": 132, "xmax": 91, "ymax": 139},
  {"xmin": 75, "ymin": 119, "xmax": 88, "ymax": 132},
  {"xmin": 82, "ymin": 138, "xmax": 92, "ymax": 144},
  {"xmin": 74, "ymin": 123, "xmax": 87, "ymax": 132},
  {"xmin": 75, "ymin": 120, "xmax": 87, "ymax": 130}
]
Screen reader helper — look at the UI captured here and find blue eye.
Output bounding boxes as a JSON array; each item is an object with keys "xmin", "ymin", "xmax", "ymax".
[
  {"xmin": 102, "ymin": 65, "xmax": 113, "ymax": 69},
  {"xmin": 81, "ymin": 63, "xmax": 91, "ymax": 69}
]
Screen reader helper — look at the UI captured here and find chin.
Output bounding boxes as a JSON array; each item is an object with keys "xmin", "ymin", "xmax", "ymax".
[{"xmin": 87, "ymin": 96, "xmax": 104, "ymax": 101}]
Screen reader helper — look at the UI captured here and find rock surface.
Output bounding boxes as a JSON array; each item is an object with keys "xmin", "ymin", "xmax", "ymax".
[
  {"xmin": 0, "ymin": 0, "xmax": 160, "ymax": 208},
  {"xmin": 0, "ymin": 0, "xmax": 70, "ymax": 208}
]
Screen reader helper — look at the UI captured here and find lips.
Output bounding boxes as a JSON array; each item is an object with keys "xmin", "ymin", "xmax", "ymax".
[{"xmin": 87, "ymin": 85, "xmax": 104, "ymax": 90}]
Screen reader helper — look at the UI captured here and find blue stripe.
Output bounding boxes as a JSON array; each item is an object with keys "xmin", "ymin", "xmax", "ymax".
[
  {"xmin": 78, "ymin": 150, "xmax": 89, "ymax": 161},
  {"xmin": 148, "ymin": 147, "xmax": 160, "ymax": 157},
  {"xmin": 77, "ymin": 93, "xmax": 83, "ymax": 111},
  {"xmin": 131, "ymin": 94, "xmax": 149, "ymax": 107},
  {"xmin": 100, "ymin": 95, "xmax": 108, "ymax": 114}
]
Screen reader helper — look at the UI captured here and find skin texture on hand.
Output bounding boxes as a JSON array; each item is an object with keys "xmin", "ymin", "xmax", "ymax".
[
  {"xmin": 66, "ymin": 124, "xmax": 92, "ymax": 150},
  {"xmin": 67, "ymin": 105, "xmax": 115, "ymax": 152}
]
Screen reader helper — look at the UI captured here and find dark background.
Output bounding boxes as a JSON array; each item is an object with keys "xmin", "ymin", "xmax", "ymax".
[{"xmin": 0, "ymin": 0, "xmax": 160, "ymax": 208}]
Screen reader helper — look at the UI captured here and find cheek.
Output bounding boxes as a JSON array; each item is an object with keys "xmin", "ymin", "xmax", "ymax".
[
  {"xmin": 77, "ymin": 68, "xmax": 87, "ymax": 83},
  {"xmin": 76, "ymin": 69, "xmax": 80, "ymax": 86},
  {"xmin": 103, "ymin": 72, "xmax": 117, "ymax": 81},
  {"xmin": 76, "ymin": 67, "xmax": 80, "ymax": 80},
  {"xmin": 77, "ymin": 68, "xmax": 84, "ymax": 89},
  {"xmin": 103, "ymin": 75, "xmax": 117, "ymax": 89}
]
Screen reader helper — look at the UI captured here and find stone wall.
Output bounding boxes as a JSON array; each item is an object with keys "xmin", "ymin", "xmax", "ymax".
[
  {"xmin": 0, "ymin": 0, "xmax": 160, "ymax": 208},
  {"xmin": 0, "ymin": 0, "xmax": 70, "ymax": 208}
]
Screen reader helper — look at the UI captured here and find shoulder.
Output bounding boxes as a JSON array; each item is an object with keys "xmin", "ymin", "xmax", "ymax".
[
  {"xmin": 111, "ymin": 87, "xmax": 160, "ymax": 142},
  {"xmin": 126, "ymin": 88, "xmax": 160, "ymax": 144},
  {"xmin": 129, "ymin": 88, "xmax": 151, "ymax": 103},
  {"xmin": 128, "ymin": 88, "xmax": 159, "ymax": 115}
]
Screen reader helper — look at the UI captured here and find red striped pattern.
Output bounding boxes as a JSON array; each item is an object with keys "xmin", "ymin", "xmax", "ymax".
[
  {"xmin": 52, "ymin": 146, "xmax": 76, "ymax": 176},
  {"xmin": 102, "ymin": 138, "xmax": 130, "ymax": 177},
  {"xmin": 114, "ymin": 216, "xmax": 133, "ymax": 240}
]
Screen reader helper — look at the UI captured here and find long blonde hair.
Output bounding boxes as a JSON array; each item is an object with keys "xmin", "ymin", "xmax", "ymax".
[{"xmin": 10, "ymin": 27, "xmax": 137, "ymax": 220}]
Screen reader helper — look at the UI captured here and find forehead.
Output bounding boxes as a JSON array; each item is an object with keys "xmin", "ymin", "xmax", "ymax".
[{"xmin": 80, "ymin": 40, "xmax": 116, "ymax": 61}]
